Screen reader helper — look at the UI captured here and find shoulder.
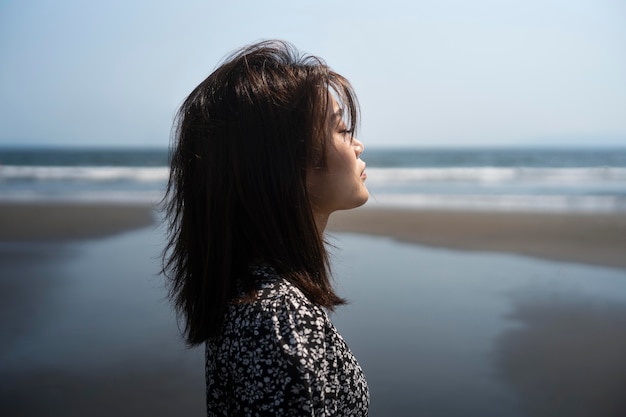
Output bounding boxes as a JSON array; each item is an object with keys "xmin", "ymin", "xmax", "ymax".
[
  {"xmin": 212, "ymin": 265, "xmax": 330, "ymax": 362},
  {"xmin": 239, "ymin": 265, "xmax": 320, "ymax": 311},
  {"xmin": 227, "ymin": 265, "xmax": 326, "ymax": 336},
  {"xmin": 206, "ymin": 266, "xmax": 369, "ymax": 416}
]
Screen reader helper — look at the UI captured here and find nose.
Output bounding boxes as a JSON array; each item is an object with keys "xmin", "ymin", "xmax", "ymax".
[{"xmin": 354, "ymin": 138, "xmax": 364, "ymax": 158}]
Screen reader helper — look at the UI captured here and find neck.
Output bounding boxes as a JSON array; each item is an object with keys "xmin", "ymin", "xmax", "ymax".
[{"xmin": 313, "ymin": 211, "xmax": 330, "ymax": 236}]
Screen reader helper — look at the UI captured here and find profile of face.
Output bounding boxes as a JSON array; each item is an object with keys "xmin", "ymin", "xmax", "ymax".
[{"xmin": 307, "ymin": 97, "xmax": 369, "ymax": 219}]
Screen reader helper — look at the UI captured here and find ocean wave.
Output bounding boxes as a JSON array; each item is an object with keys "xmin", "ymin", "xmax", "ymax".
[
  {"xmin": 3, "ymin": 165, "xmax": 625, "ymax": 185},
  {"xmin": 1, "ymin": 165, "xmax": 625, "ymax": 212},
  {"xmin": 367, "ymin": 193, "xmax": 626, "ymax": 212},
  {"xmin": 365, "ymin": 167, "xmax": 626, "ymax": 185},
  {"xmin": 0, "ymin": 166, "xmax": 169, "ymax": 182},
  {"xmin": 0, "ymin": 190, "xmax": 162, "ymax": 204},
  {"xmin": 2, "ymin": 189, "xmax": 622, "ymax": 212}
]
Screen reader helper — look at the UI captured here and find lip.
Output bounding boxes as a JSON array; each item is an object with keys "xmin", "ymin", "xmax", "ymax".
[{"xmin": 360, "ymin": 164, "xmax": 367, "ymax": 180}]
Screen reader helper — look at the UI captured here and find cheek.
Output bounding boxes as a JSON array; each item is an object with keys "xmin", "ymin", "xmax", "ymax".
[
  {"xmin": 306, "ymin": 169, "xmax": 329, "ymax": 202},
  {"xmin": 327, "ymin": 143, "xmax": 354, "ymax": 171}
]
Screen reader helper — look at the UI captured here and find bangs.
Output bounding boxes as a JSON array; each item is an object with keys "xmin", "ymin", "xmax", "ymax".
[
  {"xmin": 329, "ymin": 73, "xmax": 359, "ymax": 139},
  {"xmin": 310, "ymin": 73, "xmax": 360, "ymax": 169}
]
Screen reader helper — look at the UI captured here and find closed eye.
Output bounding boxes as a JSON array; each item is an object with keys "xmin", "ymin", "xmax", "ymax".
[
  {"xmin": 338, "ymin": 128, "xmax": 354, "ymax": 143},
  {"xmin": 337, "ymin": 122, "xmax": 352, "ymax": 135}
]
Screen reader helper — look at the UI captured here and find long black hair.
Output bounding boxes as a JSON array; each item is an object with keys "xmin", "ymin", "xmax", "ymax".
[{"xmin": 162, "ymin": 40, "xmax": 359, "ymax": 346}]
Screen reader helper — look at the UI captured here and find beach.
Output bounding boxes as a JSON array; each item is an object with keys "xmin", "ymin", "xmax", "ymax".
[
  {"xmin": 2, "ymin": 201, "xmax": 626, "ymax": 416},
  {"xmin": 2, "ymin": 202, "xmax": 625, "ymax": 270},
  {"xmin": 329, "ymin": 206, "xmax": 626, "ymax": 270},
  {"xmin": 0, "ymin": 202, "xmax": 155, "ymax": 241}
]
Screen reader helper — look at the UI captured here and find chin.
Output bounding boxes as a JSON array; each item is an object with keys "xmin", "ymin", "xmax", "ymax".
[{"xmin": 352, "ymin": 192, "xmax": 369, "ymax": 209}]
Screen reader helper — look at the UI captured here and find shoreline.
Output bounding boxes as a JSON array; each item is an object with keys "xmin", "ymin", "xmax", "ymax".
[
  {"xmin": 0, "ymin": 201, "xmax": 156, "ymax": 241},
  {"xmin": 1, "ymin": 201, "xmax": 625, "ymax": 270},
  {"xmin": 328, "ymin": 206, "xmax": 626, "ymax": 270},
  {"xmin": 2, "ymin": 201, "xmax": 626, "ymax": 416}
]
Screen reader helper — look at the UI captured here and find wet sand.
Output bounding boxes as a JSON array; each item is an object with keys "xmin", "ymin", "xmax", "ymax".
[
  {"xmin": 496, "ymin": 295, "xmax": 626, "ymax": 417},
  {"xmin": 2, "ymin": 201, "xmax": 626, "ymax": 416},
  {"xmin": 0, "ymin": 202, "xmax": 155, "ymax": 241},
  {"xmin": 2, "ymin": 202, "xmax": 625, "ymax": 271},
  {"xmin": 328, "ymin": 207, "xmax": 626, "ymax": 270},
  {"xmin": 0, "ymin": 224, "xmax": 205, "ymax": 416}
]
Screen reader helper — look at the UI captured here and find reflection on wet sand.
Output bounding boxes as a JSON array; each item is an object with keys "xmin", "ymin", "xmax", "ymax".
[
  {"xmin": 2, "ymin": 203, "xmax": 626, "ymax": 416},
  {"xmin": 497, "ymin": 295, "xmax": 626, "ymax": 417}
]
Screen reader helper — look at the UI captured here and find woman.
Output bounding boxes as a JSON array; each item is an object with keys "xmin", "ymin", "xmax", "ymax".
[{"xmin": 162, "ymin": 40, "xmax": 369, "ymax": 416}]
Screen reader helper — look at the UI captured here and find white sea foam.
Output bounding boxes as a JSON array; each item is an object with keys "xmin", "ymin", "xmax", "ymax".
[
  {"xmin": 2, "ymin": 165, "xmax": 625, "ymax": 185},
  {"xmin": 365, "ymin": 167, "xmax": 626, "ymax": 186},
  {"xmin": 1, "ymin": 165, "xmax": 625, "ymax": 212},
  {"xmin": 0, "ymin": 165, "xmax": 626, "ymax": 185},
  {"xmin": 0, "ymin": 166, "xmax": 169, "ymax": 182},
  {"xmin": 367, "ymin": 193, "xmax": 625, "ymax": 212},
  {"xmin": 0, "ymin": 189, "xmax": 162, "ymax": 204}
]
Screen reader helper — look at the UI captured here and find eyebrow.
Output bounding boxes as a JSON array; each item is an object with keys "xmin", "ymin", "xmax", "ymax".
[{"xmin": 332, "ymin": 108, "xmax": 344, "ymax": 119}]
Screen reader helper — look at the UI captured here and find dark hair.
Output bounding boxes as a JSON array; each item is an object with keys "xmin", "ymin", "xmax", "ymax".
[{"xmin": 162, "ymin": 40, "xmax": 359, "ymax": 346}]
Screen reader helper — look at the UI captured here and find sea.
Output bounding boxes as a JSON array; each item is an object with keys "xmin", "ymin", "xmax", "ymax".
[
  {"xmin": 3, "ymin": 146, "xmax": 626, "ymax": 416},
  {"xmin": 1, "ymin": 146, "xmax": 626, "ymax": 212}
]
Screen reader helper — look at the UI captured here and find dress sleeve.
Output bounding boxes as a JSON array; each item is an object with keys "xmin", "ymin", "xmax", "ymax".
[{"xmin": 226, "ymin": 295, "xmax": 330, "ymax": 416}]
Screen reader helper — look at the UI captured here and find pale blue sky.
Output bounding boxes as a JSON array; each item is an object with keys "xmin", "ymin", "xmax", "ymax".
[{"xmin": 1, "ymin": 0, "xmax": 624, "ymax": 148}]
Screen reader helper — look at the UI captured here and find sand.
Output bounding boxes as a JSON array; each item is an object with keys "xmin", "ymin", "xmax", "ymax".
[
  {"xmin": 0, "ymin": 202, "xmax": 156, "ymax": 241},
  {"xmin": 2, "ymin": 201, "xmax": 626, "ymax": 416},
  {"xmin": 2, "ymin": 201, "xmax": 625, "ymax": 270},
  {"xmin": 328, "ymin": 207, "xmax": 626, "ymax": 270},
  {"xmin": 496, "ymin": 295, "xmax": 626, "ymax": 417}
]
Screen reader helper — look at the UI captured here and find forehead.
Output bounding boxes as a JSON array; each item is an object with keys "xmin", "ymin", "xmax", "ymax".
[{"xmin": 330, "ymin": 96, "xmax": 343, "ymax": 119}]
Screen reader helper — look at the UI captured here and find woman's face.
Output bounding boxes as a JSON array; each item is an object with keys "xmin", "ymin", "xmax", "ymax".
[{"xmin": 307, "ymin": 98, "xmax": 369, "ymax": 218}]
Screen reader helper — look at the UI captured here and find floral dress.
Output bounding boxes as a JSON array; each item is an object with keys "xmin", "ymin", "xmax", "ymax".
[{"xmin": 205, "ymin": 265, "xmax": 369, "ymax": 416}]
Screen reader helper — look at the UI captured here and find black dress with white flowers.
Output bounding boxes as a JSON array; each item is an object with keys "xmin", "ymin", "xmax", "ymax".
[{"xmin": 205, "ymin": 265, "xmax": 369, "ymax": 416}]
